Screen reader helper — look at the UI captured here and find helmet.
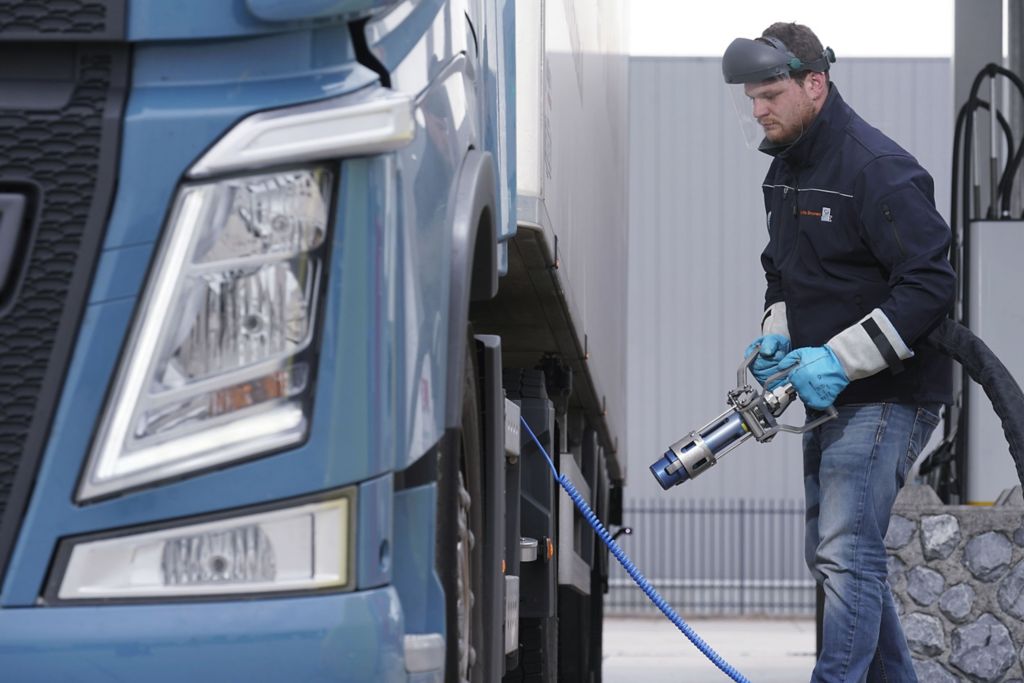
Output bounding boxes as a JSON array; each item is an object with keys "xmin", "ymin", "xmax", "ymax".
[{"xmin": 722, "ymin": 37, "xmax": 835, "ymax": 84}]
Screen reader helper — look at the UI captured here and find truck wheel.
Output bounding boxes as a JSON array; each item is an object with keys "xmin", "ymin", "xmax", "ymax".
[{"xmin": 438, "ymin": 341, "xmax": 485, "ymax": 682}]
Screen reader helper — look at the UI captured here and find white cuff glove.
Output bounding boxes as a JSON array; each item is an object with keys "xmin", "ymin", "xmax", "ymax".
[
  {"xmin": 827, "ymin": 308, "xmax": 914, "ymax": 381},
  {"xmin": 761, "ymin": 301, "xmax": 790, "ymax": 338}
]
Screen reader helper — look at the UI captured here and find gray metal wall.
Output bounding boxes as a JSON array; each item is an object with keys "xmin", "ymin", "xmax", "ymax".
[{"xmin": 625, "ymin": 57, "xmax": 953, "ymax": 502}]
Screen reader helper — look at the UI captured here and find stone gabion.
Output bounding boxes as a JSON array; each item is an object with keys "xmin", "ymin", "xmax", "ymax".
[
  {"xmin": 908, "ymin": 566, "xmax": 946, "ymax": 606},
  {"xmin": 938, "ymin": 583, "xmax": 975, "ymax": 623},
  {"xmin": 904, "ymin": 611, "xmax": 946, "ymax": 656},
  {"xmin": 922, "ymin": 514, "xmax": 961, "ymax": 560},
  {"xmin": 964, "ymin": 532, "xmax": 1014, "ymax": 582},
  {"xmin": 998, "ymin": 561, "xmax": 1024, "ymax": 619},
  {"xmin": 887, "ymin": 514, "xmax": 917, "ymax": 550},
  {"xmin": 889, "ymin": 484, "xmax": 1024, "ymax": 682},
  {"xmin": 949, "ymin": 613, "xmax": 1016, "ymax": 681},
  {"xmin": 913, "ymin": 657, "xmax": 961, "ymax": 683}
]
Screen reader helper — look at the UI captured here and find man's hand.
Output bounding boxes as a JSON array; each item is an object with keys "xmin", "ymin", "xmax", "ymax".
[
  {"xmin": 745, "ymin": 334, "xmax": 791, "ymax": 388},
  {"xmin": 777, "ymin": 345, "xmax": 850, "ymax": 410}
]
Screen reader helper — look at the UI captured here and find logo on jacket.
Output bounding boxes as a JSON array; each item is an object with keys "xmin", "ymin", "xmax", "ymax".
[{"xmin": 801, "ymin": 207, "xmax": 834, "ymax": 223}]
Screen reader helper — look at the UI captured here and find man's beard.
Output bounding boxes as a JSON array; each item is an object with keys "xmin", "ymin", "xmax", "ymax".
[
  {"xmin": 765, "ymin": 122, "xmax": 802, "ymax": 144},
  {"xmin": 763, "ymin": 98, "xmax": 815, "ymax": 145}
]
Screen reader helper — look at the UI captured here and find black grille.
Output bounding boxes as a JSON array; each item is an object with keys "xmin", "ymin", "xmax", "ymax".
[
  {"xmin": 0, "ymin": 0, "xmax": 124, "ymax": 41},
  {"xmin": 0, "ymin": 42, "xmax": 127, "ymax": 578}
]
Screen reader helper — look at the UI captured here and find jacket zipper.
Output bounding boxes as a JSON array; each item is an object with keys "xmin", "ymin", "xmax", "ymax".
[{"xmin": 881, "ymin": 203, "xmax": 906, "ymax": 258}]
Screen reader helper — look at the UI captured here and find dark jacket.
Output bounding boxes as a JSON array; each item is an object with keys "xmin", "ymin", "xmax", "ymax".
[{"xmin": 760, "ymin": 84, "xmax": 955, "ymax": 406}]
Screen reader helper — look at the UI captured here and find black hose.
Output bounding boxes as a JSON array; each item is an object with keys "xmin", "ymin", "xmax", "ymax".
[
  {"xmin": 957, "ymin": 63, "xmax": 1024, "ymax": 223},
  {"xmin": 983, "ymin": 65, "xmax": 1024, "ymax": 215},
  {"xmin": 999, "ymin": 126, "xmax": 1024, "ymax": 216},
  {"xmin": 952, "ymin": 99, "xmax": 1015, "ymax": 223},
  {"xmin": 944, "ymin": 64, "xmax": 1024, "ymax": 499},
  {"xmin": 921, "ymin": 318, "xmax": 1024, "ymax": 489}
]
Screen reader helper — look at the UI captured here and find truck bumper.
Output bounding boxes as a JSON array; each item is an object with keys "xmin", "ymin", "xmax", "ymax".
[{"xmin": 0, "ymin": 587, "xmax": 411, "ymax": 682}]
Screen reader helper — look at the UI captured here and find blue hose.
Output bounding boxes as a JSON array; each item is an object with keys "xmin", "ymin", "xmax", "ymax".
[{"xmin": 519, "ymin": 415, "xmax": 751, "ymax": 683}]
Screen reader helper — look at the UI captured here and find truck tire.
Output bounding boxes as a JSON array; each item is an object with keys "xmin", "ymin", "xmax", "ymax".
[{"xmin": 438, "ymin": 340, "xmax": 486, "ymax": 683}]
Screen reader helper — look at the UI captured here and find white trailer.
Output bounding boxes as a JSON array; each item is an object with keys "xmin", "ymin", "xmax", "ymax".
[{"xmin": 471, "ymin": 1, "xmax": 629, "ymax": 679}]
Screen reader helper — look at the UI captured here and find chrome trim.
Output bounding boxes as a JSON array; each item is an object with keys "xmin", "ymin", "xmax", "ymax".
[
  {"xmin": 504, "ymin": 576, "xmax": 520, "ymax": 654},
  {"xmin": 504, "ymin": 398, "xmax": 521, "ymax": 459},
  {"xmin": 189, "ymin": 88, "xmax": 415, "ymax": 178},
  {"xmin": 519, "ymin": 536, "xmax": 538, "ymax": 563}
]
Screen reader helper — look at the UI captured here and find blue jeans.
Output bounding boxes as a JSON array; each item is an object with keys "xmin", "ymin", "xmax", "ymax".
[{"xmin": 803, "ymin": 403, "xmax": 941, "ymax": 683}]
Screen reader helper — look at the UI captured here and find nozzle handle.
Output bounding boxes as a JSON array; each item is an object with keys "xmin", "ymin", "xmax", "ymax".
[
  {"xmin": 740, "ymin": 346, "xmax": 796, "ymax": 396},
  {"xmin": 757, "ymin": 359, "xmax": 839, "ymax": 432},
  {"xmin": 763, "ymin": 365, "xmax": 791, "ymax": 391},
  {"xmin": 773, "ymin": 404, "xmax": 839, "ymax": 435},
  {"xmin": 737, "ymin": 343, "xmax": 760, "ymax": 387}
]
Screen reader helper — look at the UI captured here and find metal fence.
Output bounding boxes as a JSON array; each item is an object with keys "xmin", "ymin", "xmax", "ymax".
[{"xmin": 605, "ymin": 498, "xmax": 815, "ymax": 616}]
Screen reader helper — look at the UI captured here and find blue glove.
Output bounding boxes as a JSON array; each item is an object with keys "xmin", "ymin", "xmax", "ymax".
[
  {"xmin": 776, "ymin": 345, "xmax": 850, "ymax": 410},
  {"xmin": 744, "ymin": 334, "xmax": 791, "ymax": 388}
]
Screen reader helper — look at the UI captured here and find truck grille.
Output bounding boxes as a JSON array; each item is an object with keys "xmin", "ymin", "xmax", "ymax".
[
  {"xmin": 0, "ymin": 0, "xmax": 124, "ymax": 41},
  {"xmin": 0, "ymin": 23, "xmax": 127, "ymax": 577}
]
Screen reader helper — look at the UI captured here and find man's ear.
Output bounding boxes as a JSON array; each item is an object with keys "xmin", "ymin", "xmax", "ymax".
[{"xmin": 806, "ymin": 72, "xmax": 828, "ymax": 101}]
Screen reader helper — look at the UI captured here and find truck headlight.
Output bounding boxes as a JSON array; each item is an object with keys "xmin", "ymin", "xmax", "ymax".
[
  {"xmin": 78, "ymin": 166, "xmax": 333, "ymax": 501},
  {"xmin": 53, "ymin": 491, "xmax": 354, "ymax": 600}
]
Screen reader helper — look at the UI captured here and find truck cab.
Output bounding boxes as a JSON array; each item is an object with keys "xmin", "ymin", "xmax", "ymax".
[{"xmin": 0, "ymin": 1, "xmax": 627, "ymax": 680}]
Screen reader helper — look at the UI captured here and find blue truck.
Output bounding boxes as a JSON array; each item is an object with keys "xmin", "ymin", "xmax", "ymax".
[{"xmin": 0, "ymin": 0, "xmax": 628, "ymax": 680}]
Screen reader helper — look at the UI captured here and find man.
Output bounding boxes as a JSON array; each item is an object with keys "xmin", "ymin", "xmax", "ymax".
[{"xmin": 722, "ymin": 23, "xmax": 955, "ymax": 682}]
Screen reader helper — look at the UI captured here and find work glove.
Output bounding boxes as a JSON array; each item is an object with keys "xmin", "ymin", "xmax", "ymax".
[
  {"xmin": 827, "ymin": 308, "xmax": 914, "ymax": 381},
  {"xmin": 776, "ymin": 345, "xmax": 850, "ymax": 410},
  {"xmin": 744, "ymin": 334, "xmax": 791, "ymax": 388}
]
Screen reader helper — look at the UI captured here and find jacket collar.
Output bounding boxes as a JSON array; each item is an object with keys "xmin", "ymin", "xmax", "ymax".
[{"xmin": 759, "ymin": 84, "xmax": 850, "ymax": 166}]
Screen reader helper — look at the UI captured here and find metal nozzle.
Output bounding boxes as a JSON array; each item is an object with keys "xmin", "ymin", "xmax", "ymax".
[
  {"xmin": 650, "ymin": 450, "xmax": 691, "ymax": 490},
  {"xmin": 649, "ymin": 410, "xmax": 750, "ymax": 490}
]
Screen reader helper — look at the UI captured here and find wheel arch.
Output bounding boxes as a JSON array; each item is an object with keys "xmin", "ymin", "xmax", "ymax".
[{"xmin": 444, "ymin": 148, "xmax": 498, "ymax": 429}]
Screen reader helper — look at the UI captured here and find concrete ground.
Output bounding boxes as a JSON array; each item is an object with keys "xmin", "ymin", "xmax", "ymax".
[{"xmin": 603, "ymin": 615, "xmax": 816, "ymax": 683}]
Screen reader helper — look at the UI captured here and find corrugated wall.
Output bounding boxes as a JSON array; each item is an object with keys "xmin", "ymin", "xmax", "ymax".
[{"xmin": 625, "ymin": 57, "xmax": 953, "ymax": 503}]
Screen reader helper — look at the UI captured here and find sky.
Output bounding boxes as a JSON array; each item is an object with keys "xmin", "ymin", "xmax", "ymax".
[{"xmin": 629, "ymin": 0, "xmax": 956, "ymax": 58}]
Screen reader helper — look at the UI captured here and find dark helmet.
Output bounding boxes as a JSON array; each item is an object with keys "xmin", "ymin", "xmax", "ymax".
[{"xmin": 722, "ymin": 36, "xmax": 835, "ymax": 84}]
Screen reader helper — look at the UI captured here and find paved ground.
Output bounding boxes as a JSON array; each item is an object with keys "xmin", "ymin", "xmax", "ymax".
[{"xmin": 603, "ymin": 616, "xmax": 816, "ymax": 683}]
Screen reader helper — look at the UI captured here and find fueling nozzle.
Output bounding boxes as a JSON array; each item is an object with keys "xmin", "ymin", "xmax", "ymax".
[{"xmin": 649, "ymin": 346, "xmax": 838, "ymax": 491}]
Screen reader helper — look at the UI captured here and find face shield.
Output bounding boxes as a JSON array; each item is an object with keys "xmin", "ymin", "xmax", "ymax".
[{"xmin": 721, "ymin": 37, "xmax": 835, "ymax": 150}]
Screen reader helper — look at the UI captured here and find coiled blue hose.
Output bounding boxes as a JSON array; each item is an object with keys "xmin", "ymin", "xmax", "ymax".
[{"xmin": 520, "ymin": 415, "xmax": 751, "ymax": 683}]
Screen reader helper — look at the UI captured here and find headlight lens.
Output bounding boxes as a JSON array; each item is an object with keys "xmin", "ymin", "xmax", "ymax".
[
  {"xmin": 55, "ymin": 492, "xmax": 353, "ymax": 600},
  {"xmin": 79, "ymin": 167, "xmax": 333, "ymax": 501}
]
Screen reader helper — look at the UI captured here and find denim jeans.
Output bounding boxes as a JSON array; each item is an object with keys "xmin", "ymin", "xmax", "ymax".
[{"xmin": 803, "ymin": 403, "xmax": 941, "ymax": 683}]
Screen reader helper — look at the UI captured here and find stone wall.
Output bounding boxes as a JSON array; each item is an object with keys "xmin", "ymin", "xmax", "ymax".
[{"xmin": 887, "ymin": 484, "xmax": 1024, "ymax": 683}]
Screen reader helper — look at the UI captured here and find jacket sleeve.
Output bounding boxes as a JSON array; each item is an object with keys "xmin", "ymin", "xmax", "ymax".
[
  {"xmin": 760, "ymin": 170, "xmax": 785, "ymax": 312},
  {"xmin": 761, "ymin": 236, "xmax": 785, "ymax": 312},
  {"xmin": 830, "ymin": 154, "xmax": 955, "ymax": 380}
]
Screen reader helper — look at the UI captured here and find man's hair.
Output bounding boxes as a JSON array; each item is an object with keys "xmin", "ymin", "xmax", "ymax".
[{"xmin": 761, "ymin": 22, "xmax": 829, "ymax": 84}]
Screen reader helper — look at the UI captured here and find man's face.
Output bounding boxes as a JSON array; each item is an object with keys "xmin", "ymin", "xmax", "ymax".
[{"xmin": 743, "ymin": 77, "xmax": 817, "ymax": 145}]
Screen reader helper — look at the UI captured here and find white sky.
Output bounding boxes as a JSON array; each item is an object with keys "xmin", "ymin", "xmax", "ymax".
[{"xmin": 629, "ymin": 0, "xmax": 955, "ymax": 58}]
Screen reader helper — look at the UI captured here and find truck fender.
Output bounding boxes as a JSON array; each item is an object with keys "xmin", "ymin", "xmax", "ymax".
[{"xmin": 445, "ymin": 148, "xmax": 498, "ymax": 429}]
